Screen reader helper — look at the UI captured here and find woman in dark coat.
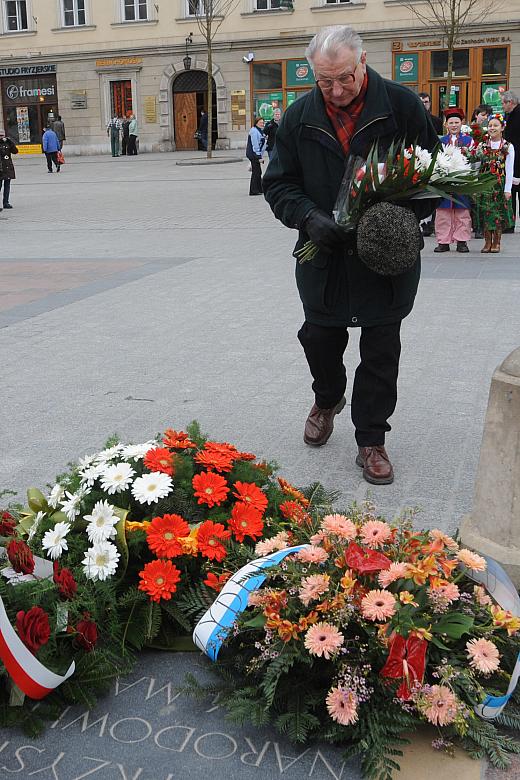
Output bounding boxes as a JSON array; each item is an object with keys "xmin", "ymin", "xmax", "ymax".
[
  {"xmin": 246, "ymin": 117, "xmax": 266, "ymax": 195},
  {"xmin": 0, "ymin": 127, "xmax": 18, "ymax": 211}
]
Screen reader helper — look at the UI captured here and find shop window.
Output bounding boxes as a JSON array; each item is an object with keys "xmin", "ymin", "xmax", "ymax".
[
  {"xmin": 255, "ymin": 0, "xmax": 281, "ymax": 8},
  {"xmin": 62, "ymin": 0, "xmax": 86, "ymax": 26},
  {"xmin": 482, "ymin": 47, "xmax": 507, "ymax": 77},
  {"xmin": 123, "ymin": 0, "xmax": 147, "ymax": 21},
  {"xmin": 111, "ymin": 80, "xmax": 133, "ymax": 117},
  {"xmin": 431, "ymin": 49, "xmax": 469, "ymax": 78},
  {"xmin": 253, "ymin": 62, "xmax": 282, "ymax": 90},
  {"xmin": 4, "ymin": 0, "xmax": 28, "ymax": 31}
]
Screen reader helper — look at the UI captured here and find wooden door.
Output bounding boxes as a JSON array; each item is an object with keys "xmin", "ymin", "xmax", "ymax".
[{"xmin": 174, "ymin": 92, "xmax": 197, "ymax": 150}]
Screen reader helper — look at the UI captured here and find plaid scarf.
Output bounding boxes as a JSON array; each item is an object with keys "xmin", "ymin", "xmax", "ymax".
[{"xmin": 324, "ymin": 73, "xmax": 368, "ymax": 156}]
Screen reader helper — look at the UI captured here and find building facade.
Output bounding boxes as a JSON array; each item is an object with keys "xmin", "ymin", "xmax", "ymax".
[{"xmin": 0, "ymin": 0, "xmax": 519, "ymax": 154}]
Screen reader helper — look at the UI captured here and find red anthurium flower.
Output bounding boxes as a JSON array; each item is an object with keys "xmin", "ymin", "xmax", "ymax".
[
  {"xmin": 380, "ymin": 633, "xmax": 428, "ymax": 700},
  {"xmin": 344, "ymin": 542, "xmax": 392, "ymax": 574}
]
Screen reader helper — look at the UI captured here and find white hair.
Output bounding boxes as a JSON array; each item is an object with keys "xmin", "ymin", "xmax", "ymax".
[
  {"xmin": 502, "ymin": 90, "xmax": 519, "ymax": 105},
  {"xmin": 306, "ymin": 26, "xmax": 363, "ymax": 67}
]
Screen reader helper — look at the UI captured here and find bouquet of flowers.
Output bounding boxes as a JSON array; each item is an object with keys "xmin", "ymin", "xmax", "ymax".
[
  {"xmin": 295, "ymin": 140, "xmax": 496, "ymax": 264},
  {"xmin": 197, "ymin": 503, "xmax": 520, "ymax": 778},
  {"xmin": 0, "ymin": 422, "xmax": 329, "ymax": 732}
]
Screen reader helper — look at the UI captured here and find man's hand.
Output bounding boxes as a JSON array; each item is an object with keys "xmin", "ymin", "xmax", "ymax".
[{"xmin": 302, "ymin": 209, "xmax": 348, "ymax": 252}]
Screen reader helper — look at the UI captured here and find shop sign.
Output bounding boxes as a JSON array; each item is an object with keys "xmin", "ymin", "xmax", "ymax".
[
  {"xmin": 394, "ymin": 53, "xmax": 418, "ymax": 83},
  {"xmin": 0, "ymin": 64, "xmax": 56, "ymax": 77},
  {"xmin": 255, "ymin": 92, "xmax": 283, "ymax": 121},
  {"xmin": 70, "ymin": 90, "xmax": 87, "ymax": 109},
  {"xmin": 455, "ymin": 36, "xmax": 511, "ymax": 45},
  {"xmin": 144, "ymin": 95, "xmax": 157, "ymax": 123},
  {"xmin": 406, "ymin": 40, "xmax": 442, "ymax": 49},
  {"xmin": 18, "ymin": 144, "xmax": 43, "ymax": 155},
  {"xmin": 481, "ymin": 82, "xmax": 506, "ymax": 112},
  {"xmin": 2, "ymin": 78, "xmax": 56, "ymax": 104},
  {"xmin": 286, "ymin": 60, "xmax": 313, "ymax": 87},
  {"xmin": 95, "ymin": 57, "xmax": 143, "ymax": 67}
]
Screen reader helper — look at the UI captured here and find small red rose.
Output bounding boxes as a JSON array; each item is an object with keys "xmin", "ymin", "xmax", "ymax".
[
  {"xmin": 7, "ymin": 539, "xmax": 35, "ymax": 575},
  {"xmin": 53, "ymin": 561, "xmax": 78, "ymax": 600},
  {"xmin": 0, "ymin": 511, "xmax": 16, "ymax": 537},
  {"xmin": 16, "ymin": 606, "xmax": 51, "ymax": 653},
  {"xmin": 75, "ymin": 614, "xmax": 98, "ymax": 652}
]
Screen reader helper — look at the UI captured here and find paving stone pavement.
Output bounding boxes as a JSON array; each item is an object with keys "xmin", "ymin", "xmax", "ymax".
[{"xmin": 0, "ymin": 151, "xmax": 519, "ymax": 779}]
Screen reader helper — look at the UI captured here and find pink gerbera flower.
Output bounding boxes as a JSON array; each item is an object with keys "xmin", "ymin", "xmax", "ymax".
[
  {"xmin": 378, "ymin": 562, "xmax": 409, "ymax": 588},
  {"xmin": 360, "ymin": 589, "xmax": 396, "ymax": 622},
  {"xmin": 423, "ymin": 685, "xmax": 458, "ymax": 726},
  {"xmin": 304, "ymin": 622, "xmax": 344, "ymax": 659},
  {"xmin": 254, "ymin": 531, "xmax": 290, "ymax": 557},
  {"xmin": 299, "ymin": 574, "xmax": 330, "ymax": 606},
  {"xmin": 326, "ymin": 686, "xmax": 359, "ymax": 726},
  {"xmin": 466, "ymin": 638, "xmax": 500, "ymax": 674},
  {"xmin": 473, "ymin": 585, "xmax": 492, "ymax": 607},
  {"xmin": 457, "ymin": 549, "xmax": 487, "ymax": 572},
  {"xmin": 309, "ymin": 530, "xmax": 326, "ymax": 546},
  {"xmin": 320, "ymin": 514, "xmax": 357, "ymax": 541},
  {"xmin": 295, "ymin": 546, "xmax": 329, "ymax": 564},
  {"xmin": 359, "ymin": 520, "xmax": 392, "ymax": 549},
  {"xmin": 431, "ymin": 582, "xmax": 460, "ymax": 603}
]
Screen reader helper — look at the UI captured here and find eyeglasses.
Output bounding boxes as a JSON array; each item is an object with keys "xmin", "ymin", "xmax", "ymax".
[{"xmin": 315, "ymin": 61, "xmax": 360, "ymax": 90}]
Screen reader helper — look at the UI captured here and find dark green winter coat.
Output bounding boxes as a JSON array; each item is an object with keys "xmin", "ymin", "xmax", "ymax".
[{"xmin": 263, "ymin": 66, "xmax": 439, "ymax": 328}]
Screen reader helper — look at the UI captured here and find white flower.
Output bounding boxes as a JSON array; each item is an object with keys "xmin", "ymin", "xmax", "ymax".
[
  {"xmin": 27, "ymin": 510, "xmax": 46, "ymax": 542},
  {"xmin": 48, "ymin": 484, "xmax": 65, "ymax": 509},
  {"xmin": 41, "ymin": 521, "xmax": 71, "ymax": 560},
  {"xmin": 100, "ymin": 462, "xmax": 135, "ymax": 494},
  {"xmin": 82, "ymin": 542, "xmax": 120, "ymax": 581},
  {"xmin": 84, "ymin": 500, "xmax": 118, "ymax": 543},
  {"xmin": 131, "ymin": 472, "xmax": 173, "ymax": 505},
  {"xmin": 60, "ymin": 487, "xmax": 87, "ymax": 521},
  {"xmin": 80, "ymin": 464, "xmax": 104, "ymax": 487},
  {"xmin": 94, "ymin": 444, "xmax": 124, "ymax": 464},
  {"xmin": 431, "ymin": 145, "xmax": 471, "ymax": 179},
  {"xmin": 120, "ymin": 441, "xmax": 158, "ymax": 461},
  {"xmin": 77, "ymin": 453, "xmax": 97, "ymax": 470},
  {"xmin": 403, "ymin": 145, "xmax": 432, "ymax": 173}
]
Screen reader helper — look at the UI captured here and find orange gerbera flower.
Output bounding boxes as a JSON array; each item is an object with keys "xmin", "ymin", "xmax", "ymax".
[
  {"xmin": 279, "ymin": 500, "xmax": 311, "ymax": 525},
  {"xmin": 197, "ymin": 520, "xmax": 231, "ymax": 561},
  {"xmin": 233, "ymin": 481, "xmax": 268, "ymax": 514},
  {"xmin": 163, "ymin": 429, "xmax": 196, "ymax": 449},
  {"xmin": 236, "ymin": 451, "xmax": 257, "ymax": 461},
  {"xmin": 144, "ymin": 447, "xmax": 175, "ymax": 476},
  {"xmin": 205, "ymin": 441, "xmax": 240, "ymax": 458},
  {"xmin": 278, "ymin": 477, "xmax": 310, "ymax": 507},
  {"xmin": 194, "ymin": 450, "xmax": 235, "ymax": 473},
  {"xmin": 228, "ymin": 503, "xmax": 264, "ymax": 543},
  {"xmin": 146, "ymin": 514, "xmax": 190, "ymax": 558},
  {"xmin": 138, "ymin": 560, "xmax": 181, "ymax": 602},
  {"xmin": 203, "ymin": 571, "xmax": 231, "ymax": 592},
  {"xmin": 192, "ymin": 471, "xmax": 229, "ymax": 507}
]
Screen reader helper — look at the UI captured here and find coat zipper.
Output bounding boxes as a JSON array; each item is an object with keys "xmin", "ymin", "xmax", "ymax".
[{"xmin": 305, "ymin": 115, "xmax": 390, "ymax": 149}]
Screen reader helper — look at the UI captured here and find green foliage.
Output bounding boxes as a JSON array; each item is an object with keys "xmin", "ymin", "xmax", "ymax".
[
  {"xmin": 186, "ymin": 420, "xmax": 206, "ymax": 448},
  {"xmin": 274, "ymin": 691, "xmax": 321, "ymax": 743},
  {"xmin": 261, "ymin": 648, "xmax": 299, "ymax": 706},
  {"xmin": 342, "ymin": 706, "xmax": 416, "ymax": 780},
  {"xmin": 175, "ymin": 580, "xmax": 215, "ymax": 624},
  {"xmin": 462, "ymin": 718, "xmax": 520, "ymax": 770}
]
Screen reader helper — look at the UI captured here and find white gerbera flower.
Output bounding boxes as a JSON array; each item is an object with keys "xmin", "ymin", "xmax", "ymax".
[
  {"xmin": 84, "ymin": 500, "xmax": 118, "ymax": 543},
  {"xmin": 27, "ymin": 510, "xmax": 46, "ymax": 542},
  {"xmin": 82, "ymin": 542, "xmax": 120, "ymax": 581},
  {"xmin": 41, "ymin": 521, "xmax": 71, "ymax": 560},
  {"xmin": 60, "ymin": 487, "xmax": 87, "ymax": 521},
  {"xmin": 120, "ymin": 441, "xmax": 158, "ymax": 460},
  {"xmin": 131, "ymin": 472, "xmax": 173, "ymax": 505},
  {"xmin": 94, "ymin": 444, "xmax": 124, "ymax": 464},
  {"xmin": 100, "ymin": 462, "xmax": 135, "ymax": 494},
  {"xmin": 77, "ymin": 453, "xmax": 97, "ymax": 470},
  {"xmin": 48, "ymin": 484, "xmax": 65, "ymax": 509},
  {"xmin": 80, "ymin": 464, "xmax": 103, "ymax": 487}
]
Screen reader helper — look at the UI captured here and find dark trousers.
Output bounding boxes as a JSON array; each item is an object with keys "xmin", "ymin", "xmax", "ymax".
[
  {"xmin": 45, "ymin": 152, "xmax": 59, "ymax": 172},
  {"xmin": 121, "ymin": 135, "xmax": 128, "ymax": 155},
  {"xmin": 127, "ymin": 135, "xmax": 138, "ymax": 155},
  {"xmin": 298, "ymin": 321, "xmax": 402, "ymax": 447},
  {"xmin": 511, "ymin": 183, "xmax": 519, "ymax": 224},
  {"xmin": 0, "ymin": 177, "xmax": 10, "ymax": 206},
  {"xmin": 249, "ymin": 158, "xmax": 262, "ymax": 195},
  {"xmin": 110, "ymin": 133, "xmax": 120, "ymax": 157}
]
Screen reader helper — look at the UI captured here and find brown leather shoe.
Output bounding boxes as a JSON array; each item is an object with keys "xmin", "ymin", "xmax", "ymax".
[
  {"xmin": 356, "ymin": 446, "xmax": 394, "ymax": 485},
  {"xmin": 303, "ymin": 396, "xmax": 346, "ymax": 447}
]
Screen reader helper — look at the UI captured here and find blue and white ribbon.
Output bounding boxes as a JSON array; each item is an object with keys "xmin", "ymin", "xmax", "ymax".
[{"xmin": 193, "ymin": 545, "xmax": 308, "ymax": 661}]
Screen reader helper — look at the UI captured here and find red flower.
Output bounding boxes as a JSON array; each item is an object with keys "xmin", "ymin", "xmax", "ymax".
[
  {"xmin": 0, "ymin": 511, "xmax": 16, "ymax": 537},
  {"xmin": 7, "ymin": 539, "xmax": 35, "ymax": 575},
  {"xmin": 53, "ymin": 561, "xmax": 78, "ymax": 600},
  {"xmin": 192, "ymin": 471, "xmax": 229, "ymax": 507},
  {"xmin": 163, "ymin": 429, "xmax": 196, "ymax": 449},
  {"xmin": 138, "ymin": 559, "xmax": 182, "ymax": 602},
  {"xmin": 233, "ymin": 481, "xmax": 268, "ymax": 514},
  {"xmin": 344, "ymin": 542, "xmax": 392, "ymax": 574},
  {"xmin": 194, "ymin": 450, "xmax": 235, "ymax": 473},
  {"xmin": 279, "ymin": 500, "xmax": 311, "ymax": 525},
  {"xmin": 228, "ymin": 503, "xmax": 264, "ymax": 543},
  {"xmin": 380, "ymin": 634, "xmax": 427, "ymax": 700},
  {"xmin": 204, "ymin": 571, "xmax": 231, "ymax": 592},
  {"xmin": 16, "ymin": 607, "xmax": 50, "ymax": 653},
  {"xmin": 75, "ymin": 614, "xmax": 98, "ymax": 652},
  {"xmin": 146, "ymin": 514, "xmax": 190, "ymax": 558},
  {"xmin": 144, "ymin": 447, "xmax": 175, "ymax": 476},
  {"xmin": 197, "ymin": 520, "xmax": 231, "ymax": 562}
]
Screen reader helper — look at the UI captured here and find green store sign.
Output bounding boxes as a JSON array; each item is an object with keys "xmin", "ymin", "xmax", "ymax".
[
  {"xmin": 394, "ymin": 54, "xmax": 418, "ymax": 83},
  {"xmin": 286, "ymin": 60, "xmax": 314, "ymax": 87}
]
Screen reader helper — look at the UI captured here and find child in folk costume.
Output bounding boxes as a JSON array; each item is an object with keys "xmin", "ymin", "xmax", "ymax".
[
  {"xmin": 434, "ymin": 107, "xmax": 474, "ymax": 253},
  {"xmin": 474, "ymin": 114, "xmax": 515, "ymax": 253}
]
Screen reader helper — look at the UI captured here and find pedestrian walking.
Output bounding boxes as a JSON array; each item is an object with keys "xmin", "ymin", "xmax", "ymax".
[
  {"xmin": 434, "ymin": 107, "xmax": 473, "ymax": 253},
  {"xmin": 264, "ymin": 108, "xmax": 281, "ymax": 161},
  {"xmin": 246, "ymin": 117, "xmax": 265, "ymax": 195},
  {"xmin": 198, "ymin": 109, "xmax": 208, "ymax": 151},
  {"xmin": 127, "ymin": 114, "xmax": 139, "ymax": 156},
  {"xmin": 475, "ymin": 114, "xmax": 515, "ymax": 253},
  {"xmin": 52, "ymin": 115, "xmax": 66, "ymax": 146},
  {"xmin": 106, "ymin": 114, "xmax": 122, "ymax": 157},
  {"xmin": 42, "ymin": 125, "xmax": 61, "ymax": 173},
  {"xmin": 0, "ymin": 125, "xmax": 18, "ymax": 211},
  {"xmin": 501, "ymin": 90, "xmax": 520, "ymax": 232},
  {"xmin": 262, "ymin": 24, "xmax": 438, "ymax": 485}
]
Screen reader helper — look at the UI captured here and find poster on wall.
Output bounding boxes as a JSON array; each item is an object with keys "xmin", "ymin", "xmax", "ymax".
[
  {"xmin": 254, "ymin": 92, "xmax": 283, "ymax": 121},
  {"xmin": 481, "ymin": 83, "xmax": 506, "ymax": 113},
  {"xmin": 16, "ymin": 106, "xmax": 30, "ymax": 143},
  {"xmin": 286, "ymin": 60, "xmax": 314, "ymax": 87},
  {"xmin": 439, "ymin": 84, "xmax": 459, "ymax": 108},
  {"xmin": 394, "ymin": 54, "xmax": 418, "ymax": 83}
]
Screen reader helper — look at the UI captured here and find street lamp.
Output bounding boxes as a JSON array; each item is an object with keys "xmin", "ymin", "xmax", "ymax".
[{"xmin": 183, "ymin": 32, "xmax": 193, "ymax": 71}]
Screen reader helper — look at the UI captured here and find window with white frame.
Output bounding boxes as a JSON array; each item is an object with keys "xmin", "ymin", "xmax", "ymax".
[
  {"xmin": 186, "ymin": 0, "xmax": 205, "ymax": 14},
  {"xmin": 4, "ymin": 0, "xmax": 28, "ymax": 31},
  {"xmin": 324, "ymin": 0, "xmax": 352, "ymax": 3},
  {"xmin": 123, "ymin": 0, "xmax": 148, "ymax": 20},
  {"xmin": 62, "ymin": 0, "xmax": 86, "ymax": 26},
  {"xmin": 255, "ymin": 0, "xmax": 281, "ymax": 9}
]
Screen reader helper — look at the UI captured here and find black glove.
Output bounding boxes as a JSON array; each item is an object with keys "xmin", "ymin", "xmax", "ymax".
[{"xmin": 302, "ymin": 208, "xmax": 347, "ymax": 252}]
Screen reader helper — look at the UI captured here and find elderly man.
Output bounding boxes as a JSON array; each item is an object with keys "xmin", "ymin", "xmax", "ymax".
[
  {"xmin": 502, "ymin": 90, "xmax": 520, "ymax": 232},
  {"xmin": 263, "ymin": 25, "xmax": 438, "ymax": 485}
]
